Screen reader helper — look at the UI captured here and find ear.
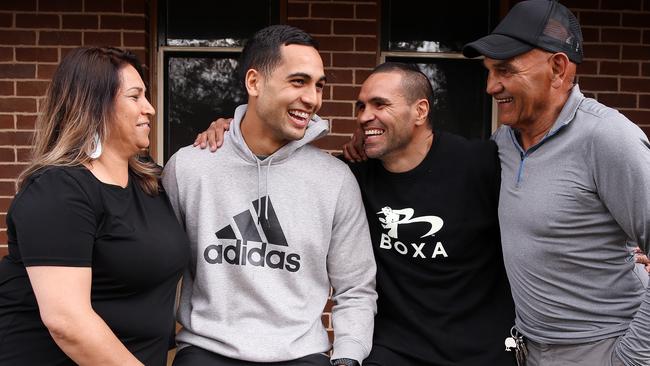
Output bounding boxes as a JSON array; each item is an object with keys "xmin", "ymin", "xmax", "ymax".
[
  {"xmin": 413, "ymin": 98, "xmax": 430, "ymax": 127},
  {"xmin": 550, "ymin": 53, "xmax": 570, "ymax": 89},
  {"xmin": 245, "ymin": 69, "xmax": 262, "ymax": 97}
]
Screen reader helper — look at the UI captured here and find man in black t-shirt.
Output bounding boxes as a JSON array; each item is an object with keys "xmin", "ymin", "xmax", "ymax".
[
  {"xmin": 200, "ymin": 62, "xmax": 516, "ymax": 366},
  {"xmin": 343, "ymin": 62, "xmax": 516, "ymax": 366}
]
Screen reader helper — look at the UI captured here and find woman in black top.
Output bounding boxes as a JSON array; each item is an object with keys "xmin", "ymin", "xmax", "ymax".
[{"xmin": 0, "ymin": 47, "xmax": 190, "ymax": 365}]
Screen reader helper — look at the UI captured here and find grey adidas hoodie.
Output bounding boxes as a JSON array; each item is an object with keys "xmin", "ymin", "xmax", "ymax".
[{"xmin": 162, "ymin": 105, "xmax": 377, "ymax": 363}]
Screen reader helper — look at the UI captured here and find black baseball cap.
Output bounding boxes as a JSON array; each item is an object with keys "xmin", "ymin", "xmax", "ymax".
[{"xmin": 463, "ymin": 0, "xmax": 583, "ymax": 64}]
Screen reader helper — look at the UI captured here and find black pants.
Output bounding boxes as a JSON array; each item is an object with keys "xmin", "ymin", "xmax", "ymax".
[
  {"xmin": 364, "ymin": 344, "xmax": 429, "ymax": 366},
  {"xmin": 172, "ymin": 346, "xmax": 331, "ymax": 366}
]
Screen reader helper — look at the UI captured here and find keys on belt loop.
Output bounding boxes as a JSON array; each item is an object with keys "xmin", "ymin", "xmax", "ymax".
[{"xmin": 505, "ymin": 326, "xmax": 528, "ymax": 366}]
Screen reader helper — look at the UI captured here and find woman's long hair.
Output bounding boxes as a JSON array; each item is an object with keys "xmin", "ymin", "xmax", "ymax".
[{"xmin": 17, "ymin": 46, "xmax": 161, "ymax": 195}]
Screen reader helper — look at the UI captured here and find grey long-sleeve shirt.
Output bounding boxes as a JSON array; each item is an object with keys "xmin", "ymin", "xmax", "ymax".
[{"xmin": 493, "ymin": 86, "xmax": 650, "ymax": 365}]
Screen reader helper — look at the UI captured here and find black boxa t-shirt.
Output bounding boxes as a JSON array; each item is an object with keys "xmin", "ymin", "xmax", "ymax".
[{"xmin": 0, "ymin": 166, "xmax": 190, "ymax": 365}]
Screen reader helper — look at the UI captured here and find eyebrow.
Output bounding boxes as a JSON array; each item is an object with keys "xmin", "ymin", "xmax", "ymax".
[
  {"xmin": 355, "ymin": 97, "xmax": 389, "ymax": 109},
  {"xmin": 287, "ymin": 72, "xmax": 327, "ymax": 83},
  {"xmin": 125, "ymin": 86, "xmax": 145, "ymax": 93}
]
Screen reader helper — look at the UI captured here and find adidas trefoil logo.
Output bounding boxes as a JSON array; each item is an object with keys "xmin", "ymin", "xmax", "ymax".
[{"xmin": 203, "ymin": 196, "xmax": 301, "ymax": 272}]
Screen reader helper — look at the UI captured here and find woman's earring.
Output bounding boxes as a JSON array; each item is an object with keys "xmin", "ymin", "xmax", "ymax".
[{"xmin": 88, "ymin": 133, "xmax": 102, "ymax": 159}]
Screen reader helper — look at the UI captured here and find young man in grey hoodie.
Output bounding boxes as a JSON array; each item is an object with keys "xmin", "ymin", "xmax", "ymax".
[{"xmin": 162, "ymin": 25, "xmax": 377, "ymax": 366}]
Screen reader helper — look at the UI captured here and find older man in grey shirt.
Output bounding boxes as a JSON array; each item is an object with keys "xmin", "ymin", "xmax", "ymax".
[{"xmin": 464, "ymin": 1, "xmax": 650, "ymax": 365}]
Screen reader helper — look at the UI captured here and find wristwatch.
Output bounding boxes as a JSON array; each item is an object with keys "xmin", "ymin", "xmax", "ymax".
[{"xmin": 330, "ymin": 358, "xmax": 360, "ymax": 366}]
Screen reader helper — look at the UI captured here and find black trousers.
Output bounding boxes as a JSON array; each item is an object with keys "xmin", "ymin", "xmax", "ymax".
[{"xmin": 172, "ymin": 346, "xmax": 331, "ymax": 366}]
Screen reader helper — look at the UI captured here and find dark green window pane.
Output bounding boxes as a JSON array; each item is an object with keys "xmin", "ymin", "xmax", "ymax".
[
  {"xmin": 164, "ymin": 54, "xmax": 246, "ymax": 161},
  {"xmin": 386, "ymin": 57, "xmax": 491, "ymax": 140},
  {"xmin": 384, "ymin": 1, "xmax": 498, "ymax": 53},
  {"xmin": 164, "ymin": 0, "xmax": 275, "ymax": 47}
]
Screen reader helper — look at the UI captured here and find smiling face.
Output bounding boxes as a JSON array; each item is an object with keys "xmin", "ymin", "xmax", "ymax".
[
  {"xmin": 107, "ymin": 64, "xmax": 155, "ymax": 157},
  {"xmin": 483, "ymin": 49, "xmax": 555, "ymax": 131},
  {"xmin": 248, "ymin": 44, "xmax": 325, "ymax": 153},
  {"xmin": 355, "ymin": 71, "xmax": 418, "ymax": 161}
]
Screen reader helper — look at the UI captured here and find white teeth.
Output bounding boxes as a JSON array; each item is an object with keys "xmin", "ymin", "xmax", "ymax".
[
  {"xmin": 496, "ymin": 97, "xmax": 513, "ymax": 104},
  {"xmin": 365, "ymin": 129, "xmax": 383, "ymax": 136},
  {"xmin": 289, "ymin": 110, "xmax": 310, "ymax": 119}
]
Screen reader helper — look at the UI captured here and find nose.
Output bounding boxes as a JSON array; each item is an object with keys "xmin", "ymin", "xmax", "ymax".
[
  {"xmin": 142, "ymin": 96, "xmax": 155, "ymax": 116},
  {"xmin": 485, "ymin": 71, "xmax": 503, "ymax": 96},
  {"xmin": 357, "ymin": 106, "xmax": 375, "ymax": 126},
  {"xmin": 300, "ymin": 85, "xmax": 320, "ymax": 110}
]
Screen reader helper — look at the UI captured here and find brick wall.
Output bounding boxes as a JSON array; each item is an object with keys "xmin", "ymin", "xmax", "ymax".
[
  {"xmin": 0, "ymin": 0, "xmax": 149, "ymax": 256},
  {"xmin": 565, "ymin": 0, "xmax": 650, "ymax": 135},
  {"xmin": 287, "ymin": 0, "xmax": 379, "ymax": 153}
]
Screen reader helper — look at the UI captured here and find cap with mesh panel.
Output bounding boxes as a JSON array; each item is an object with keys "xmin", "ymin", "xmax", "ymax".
[{"xmin": 463, "ymin": 0, "xmax": 583, "ymax": 64}]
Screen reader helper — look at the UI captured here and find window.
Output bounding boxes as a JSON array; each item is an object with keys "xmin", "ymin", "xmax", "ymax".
[
  {"xmin": 381, "ymin": 1, "xmax": 500, "ymax": 140},
  {"xmin": 157, "ymin": 0, "xmax": 280, "ymax": 162}
]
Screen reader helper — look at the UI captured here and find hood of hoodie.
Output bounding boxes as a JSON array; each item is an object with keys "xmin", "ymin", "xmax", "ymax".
[{"xmin": 229, "ymin": 104, "xmax": 329, "ymax": 165}]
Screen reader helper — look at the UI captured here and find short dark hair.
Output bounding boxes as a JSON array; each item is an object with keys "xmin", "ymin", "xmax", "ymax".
[
  {"xmin": 370, "ymin": 62, "xmax": 437, "ymax": 128},
  {"xmin": 237, "ymin": 25, "xmax": 319, "ymax": 87}
]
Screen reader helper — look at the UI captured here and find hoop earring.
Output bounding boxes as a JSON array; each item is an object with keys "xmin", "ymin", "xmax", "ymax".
[{"xmin": 88, "ymin": 133, "xmax": 102, "ymax": 159}]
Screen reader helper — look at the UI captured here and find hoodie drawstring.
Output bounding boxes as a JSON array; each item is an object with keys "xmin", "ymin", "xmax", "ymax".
[
  {"xmin": 256, "ymin": 158, "xmax": 262, "ymax": 223},
  {"xmin": 264, "ymin": 156, "xmax": 273, "ymax": 221},
  {"xmin": 255, "ymin": 156, "xmax": 274, "ymax": 224}
]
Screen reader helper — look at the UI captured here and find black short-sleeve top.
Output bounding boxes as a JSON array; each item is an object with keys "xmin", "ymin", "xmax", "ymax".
[{"xmin": 0, "ymin": 166, "xmax": 190, "ymax": 365}]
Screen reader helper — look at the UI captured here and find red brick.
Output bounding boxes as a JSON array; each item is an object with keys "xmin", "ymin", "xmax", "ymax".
[
  {"xmin": 579, "ymin": 27, "xmax": 599, "ymax": 43},
  {"xmin": 331, "ymin": 118, "xmax": 358, "ymax": 134},
  {"xmin": 0, "ymin": 245, "xmax": 7, "ymax": 257},
  {"xmin": 39, "ymin": 31, "xmax": 82, "ymax": 46},
  {"xmin": 622, "ymin": 45, "xmax": 650, "ymax": 60},
  {"xmin": 0, "ymin": 13, "xmax": 12, "ymax": 27},
  {"xmin": 577, "ymin": 76, "xmax": 618, "ymax": 91},
  {"xmin": 621, "ymin": 78, "xmax": 650, "ymax": 92},
  {"xmin": 320, "ymin": 52, "xmax": 331, "ymax": 67},
  {"xmin": 84, "ymin": 31, "xmax": 121, "ymax": 46},
  {"xmin": 0, "ymin": 47, "xmax": 12, "ymax": 61},
  {"xmin": 642, "ymin": 63, "xmax": 650, "ymax": 76},
  {"xmin": 100, "ymin": 15, "xmax": 145, "ymax": 30},
  {"xmin": 288, "ymin": 3, "xmax": 309, "ymax": 17},
  {"xmin": 311, "ymin": 3, "xmax": 354, "ymax": 19},
  {"xmin": 314, "ymin": 36, "xmax": 353, "ymax": 51},
  {"xmin": 333, "ymin": 20, "xmax": 377, "ymax": 35},
  {"xmin": 646, "ymin": 30, "xmax": 650, "ymax": 44},
  {"xmin": 39, "ymin": 0, "xmax": 82, "ymax": 11},
  {"xmin": 577, "ymin": 60, "xmax": 598, "ymax": 75},
  {"xmin": 621, "ymin": 110, "xmax": 650, "ymax": 124},
  {"xmin": 642, "ymin": 125, "xmax": 650, "ymax": 139},
  {"xmin": 0, "ymin": 181, "xmax": 16, "ymax": 196},
  {"xmin": 0, "ymin": 148, "xmax": 15, "ymax": 162},
  {"xmin": 333, "ymin": 52, "xmax": 376, "ymax": 68},
  {"xmin": 15, "ymin": 47, "xmax": 58, "ymax": 62},
  {"xmin": 124, "ymin": 0, "xmax": 146, "ymax": 14},
  {"xmin": 62, "ymin": 15, "xmax": 99, "ymax": 29},
  {"xmin": 355, "ymin": 36, "xmax": 377, "ymax": 52},
  {"xmin": 0, "ymin": 0, "xmax": 36, "ymax": 11},
  {"xmin": 0, "ymin": 165, "xmax": 26, "ymax": 179},
  {"xmin": 0, "ymin": 30, "xmax": 36, "ymax": 45},
  {"xmin": 16, "ymin": 147, "xmax": 31, "ymax": 162},
  {"xmin": 564, "ymin": 0, "xmax": 596, "ymax": 8},
  {"xmin": 0, "ymin": 131, "xmax": 33, "ymax": 145},
  {"xmin": 579, "ymin": 11, "xmax": 621, "ymax": 26},
  {"xmin": 287, "ymin": 19, "xmax": 331, "ymax": 35},
  {"xmin": 0, "ymin": 115, "xmax": 13, "ymax": 129},
  {"xmin": 123, "ymin": 32, "xmax": 146, "ymax": 47},
  {"xmin": 356, "ymin": 3, "xmax": 378, "ymax": 19},
  {"xmin": 0, "ymin": 64, "xmax": 35, "ymax": 79},
  {"xmin": 601, "ymin": 28, "xmax": 641, "ymax": 43},
  {"xmin": 16, "ymin": 14, "xmax": 60, "ymax": 29},
  {"xmin": 0, "ymin": 199, "xmax": 13, "ymax": 212},
  {"xmin": 639, "ymin": 95, "xmax": 650, "ymax": 108},
  {"xmin": 37, "ymin": 64, "xmax": 57, "ymax": 79},
  {"xmin": 0, "ymin": 98, "xmax": 37, "ymax": 113},
  {"xmin": 355, "ymin": 69, "xmax": 373, "ymax": 84},
  {"xmin": 85, "ymin": 0, "xmax": 122, "ymax": 12},
  {"xmin": 584, "ymin": 44, "xmax": 620, "ymax": 59},
  {"xmin": 311, "ymin": 134, "xmax": 349, "ymax": 151},
  {"xmin": 0, "ymin": 82, "xmax": 13, "ymax": 96},
  {"xmin": 16, "ymin": 81, "xmax": 49, "ymax": 96},
  {"xmin": 596, "ymin": 93, "xmax": 637, "ymax": 108},
  {"xmin": 601, "ymin": 0, "xmax": 642, "ymax": 9},
  {"xmin": 16, "ymin": 115, "xmax": 36, "ymax": 129},
  {"xmin": 332, "ymin": 85, "xmax": 360, "ymax": 100},
  {"xmin": 322, "ymin": 85, "xmax": 331, "ymax": 100},
  {"xmin": 319, "ymin": 101, "xmax": 353, "ymax": 117},
  {"xmin": 622, "ymin": 13, "xmax": 650, "ymax": 27},
  {"xmin": 327, "ymin": 69, "xmax": 353, "ymax": 84},
  {"xmin": 600, "ymin": 61, "xmax": 640, "ymax": 76}
]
